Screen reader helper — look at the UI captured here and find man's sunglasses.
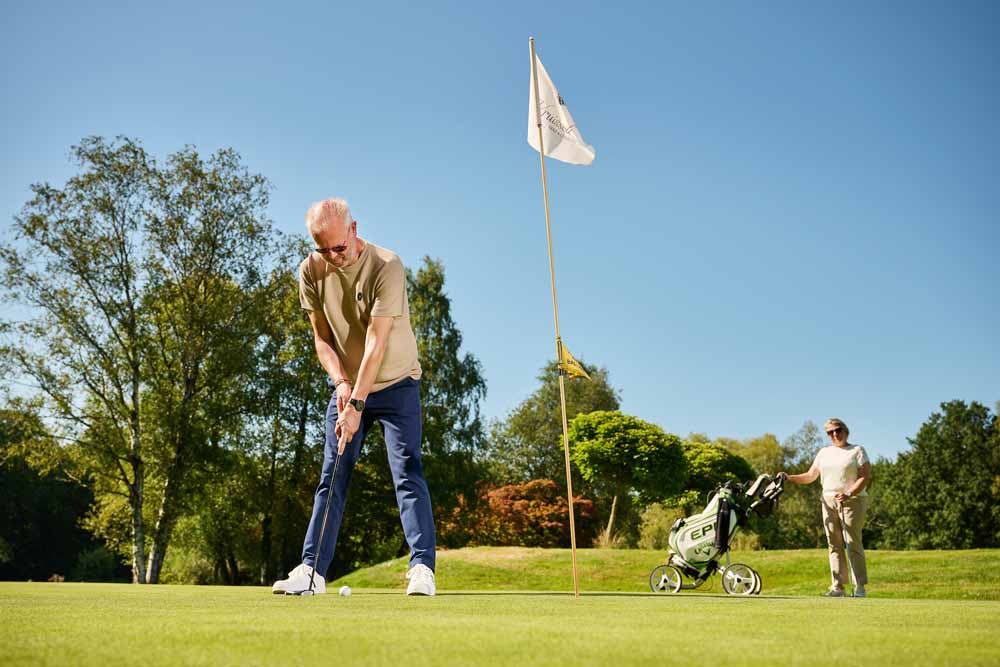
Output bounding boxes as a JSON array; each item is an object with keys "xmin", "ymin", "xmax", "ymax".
[
  {"xmin": 315, "ymin": 239, "xmax": 350, "ymax": 255},
  {"xmin": 826, "ymin": 427, "xmax": 844, "ymax": 437},
  {"xmin": 314, "ymin": 222, "xmax": 355, "ymax": 255}
]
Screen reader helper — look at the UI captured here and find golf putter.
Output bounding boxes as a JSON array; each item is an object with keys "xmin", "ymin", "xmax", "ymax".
[
  {"xmin": 288, "ymin": 430, "xmax": 348, "ymax": 596},
  {"xmin": 838, "ymin": 501, "xmax": 856, "ymax": 597}
]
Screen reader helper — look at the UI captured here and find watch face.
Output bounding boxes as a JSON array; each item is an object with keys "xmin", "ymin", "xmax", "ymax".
[{"xmin": 350, "ymin": 398, "xmax": 365, "ymax": 411}]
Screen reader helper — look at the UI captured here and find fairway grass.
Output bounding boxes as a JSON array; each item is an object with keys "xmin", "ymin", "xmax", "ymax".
[
  {"xmin": 338, "ymin": 547, "xmax": 1000, "ymax": 600},
  {"xmin": 2, "ymin": 583, "xmax": 999, "ymax": 667}
]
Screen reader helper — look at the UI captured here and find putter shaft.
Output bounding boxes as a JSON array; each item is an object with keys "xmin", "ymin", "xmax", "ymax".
[{"xmin": 304, "ymin": 431, "xmax": 349, "ymax": 595}]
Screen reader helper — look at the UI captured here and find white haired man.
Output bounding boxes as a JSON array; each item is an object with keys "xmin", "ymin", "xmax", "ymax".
[{"xmin": 272, "ymin": 198, "xmax": 436, "ymax": 596}]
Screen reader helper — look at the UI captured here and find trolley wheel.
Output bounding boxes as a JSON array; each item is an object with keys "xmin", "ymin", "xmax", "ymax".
[
  {"xmin": 751, "ymin": 567, "xmax": 762, "ymax": 595},
  {"xmin": 721, "ymin": 563, "xmax": 757, "ymax": 596},
  {"xmin": 649, "ymin": 564, "xmax": 683, "ymax": 593}
]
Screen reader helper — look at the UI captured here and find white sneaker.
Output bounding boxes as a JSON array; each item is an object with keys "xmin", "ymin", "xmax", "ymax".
[
  {"xmin": 405, "ymin": 564, "xmax": 436, "ymax": 596},
  {"xmin": 271, "ymin": 563, "xmax": 326, "ymax": 595}
]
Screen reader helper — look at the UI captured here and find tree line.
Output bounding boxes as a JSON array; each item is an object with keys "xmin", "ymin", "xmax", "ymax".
[{"xmin": 1, "ymin": 137, "xmax": 997, "ymax": 584}]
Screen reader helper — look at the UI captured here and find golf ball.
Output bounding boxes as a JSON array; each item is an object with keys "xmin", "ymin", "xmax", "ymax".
[{"xmin": 339, "ymin": 585, "xmax": 352, "ymax": 596}]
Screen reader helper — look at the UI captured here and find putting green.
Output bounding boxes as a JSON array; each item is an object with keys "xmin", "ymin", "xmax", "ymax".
[
  {"xmin": 339, "ymin": 547, "xmax": 1000, "ymax": 600},
  {"xmin": 2, "ymin": 583, "xmax": 998, "ymax": 666}
]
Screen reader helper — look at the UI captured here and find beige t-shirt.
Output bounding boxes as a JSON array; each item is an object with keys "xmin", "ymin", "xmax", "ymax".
[
  {"xmin": 298, "ymin": 242, "xmax": 421, "ymax": 392},
  {"xmin": 813, "ymin": 444, "xmax": 870, "ymax": 497}
]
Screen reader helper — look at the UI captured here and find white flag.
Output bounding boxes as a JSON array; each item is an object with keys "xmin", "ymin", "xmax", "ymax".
[{"xmin": 528, "ymin": 51, "xmax": 596, "ymax": 166}]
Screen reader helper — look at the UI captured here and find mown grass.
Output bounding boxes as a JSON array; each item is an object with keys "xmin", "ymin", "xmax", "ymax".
[
  {"xmin": 2, "ymin": 581, "xmax": 998, "ymax": 667},
  {"xmin": 337, "ymin": 547, "xmax": 1000, "ymax": 600}
]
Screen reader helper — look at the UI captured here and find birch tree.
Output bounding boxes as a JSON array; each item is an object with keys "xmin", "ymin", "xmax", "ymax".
[
  {"xmin": 1, "ymin": 136, "xmax": 278, "ymax": 583},
  {"xmin": 1, "ymin": 137, "xmax": 152, "ymax": 581}
]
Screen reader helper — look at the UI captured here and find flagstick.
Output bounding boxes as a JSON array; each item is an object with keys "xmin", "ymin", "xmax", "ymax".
[{"xmin": 530, "ymin": 36, "xmax": 580, "ymax": 599}]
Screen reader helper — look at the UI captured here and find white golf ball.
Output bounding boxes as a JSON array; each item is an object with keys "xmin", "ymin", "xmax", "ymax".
[{"xmin": 339, "ymin": 585, "xmax": 352, "ymax": 597}]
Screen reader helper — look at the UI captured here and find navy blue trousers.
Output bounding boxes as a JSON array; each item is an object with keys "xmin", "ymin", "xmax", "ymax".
[{"xmin": 302, "ymin": 377, "xmax": 436, "ymax": 576}]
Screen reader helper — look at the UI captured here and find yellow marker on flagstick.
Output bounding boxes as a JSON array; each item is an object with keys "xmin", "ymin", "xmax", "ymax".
[{"xmin": 558, "ymin": 340, "xmax": 591, "ymax": 380}]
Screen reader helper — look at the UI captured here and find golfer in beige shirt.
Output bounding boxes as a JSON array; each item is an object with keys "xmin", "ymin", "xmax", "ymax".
[{"xmin": 271, "ymin": 198, "xmax": 436, "ymax": 596}]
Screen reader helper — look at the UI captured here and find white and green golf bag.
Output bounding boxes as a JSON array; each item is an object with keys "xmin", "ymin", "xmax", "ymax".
[
  {"xmin": 668, "ymin": 483, "xmax": 741, "ymax": 575},
  {"xmin": 650, "ymin": 473, "xmax": 785, "ymax": 595}
]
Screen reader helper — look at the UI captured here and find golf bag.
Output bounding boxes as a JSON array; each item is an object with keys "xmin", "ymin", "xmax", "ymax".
[{"xmin": 649, "ymin": 473, "xmax": 785, "ymax": 595}]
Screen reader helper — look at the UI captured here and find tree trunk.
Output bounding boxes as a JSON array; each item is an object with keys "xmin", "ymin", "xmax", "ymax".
[
  {"xmin": 146, "ymin": 481, "xmax": 179, "ymax": 583},
  {"xmin": 128, "ymin": 400, "xmax": 147, "ymax": 584},
  {"xmin": 226, "ymin": 552, "xmax": 239, "ymax": 585},
  {"xmin": 603, "ymin": 494, "xmax": 619, "ymax": 544},
  {"xmin": 146, "ymin": 371, "xmax": 200, "ymax": 584},
  {"xmin": 129, "ymin": 475, "xmax": 146, "ymax": 584},
  {"xmin": 260, "ymin": 515, "xmax": 272, "ymax": 585},
  {"xmin": 145, "ymin": 437, "xmax": 188, "ymax": 584}
]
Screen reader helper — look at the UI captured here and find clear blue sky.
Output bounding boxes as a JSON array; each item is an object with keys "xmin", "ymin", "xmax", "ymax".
[{"xmin": 3, "ymin": 1, "xmax": 997, "ymax": 460}]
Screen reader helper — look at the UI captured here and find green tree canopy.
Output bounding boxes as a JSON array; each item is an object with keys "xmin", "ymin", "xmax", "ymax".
[
  {"xmin": 487, "ymin": 359, "xmax": 620, "ymax": 486},
  {"xmin": 406, "ymin": 257, "xmax": 489, "ymax": 516},
  {"xmin": 720, "ymin": 433, "xmax": 784, "ymax": 476},
  {"xmin": 671, "ymin": 440, "xmax": 755, "ymax": 512},
  {"xmin": 882, "ymin": 400, "xmax": 1000, "ymax": 549},
  {"xmin": 0, "ymin": 402, "xmax": 120, "ymax": 581},
  {"xmin": 781, "ymin": 420, "xmax": 824, "ymax": 471},
  {"xmin": 407, "ymin": 257, "xmax": 486, "ymax": 457},
  {"xmin": 1, "ymin": 137, "xmax": 153, "ymax": 581},
  {"xmin": 569, "ymin": 410, "xmax": 686, "ymax": 541},
  {"xmin": 0, "ymin": 136, "xmax": 279, "ymax": 583}
]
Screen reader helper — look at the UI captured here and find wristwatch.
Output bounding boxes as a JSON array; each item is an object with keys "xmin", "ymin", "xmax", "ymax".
[{"xmin": 348, "ymin": 397, "xmax": 366, "ymax": 412}]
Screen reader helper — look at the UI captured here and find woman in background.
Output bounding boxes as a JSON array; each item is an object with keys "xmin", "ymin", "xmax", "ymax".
[{"xmin": 784, "ymin": 418, "xmax": 871, "ymax": 597}]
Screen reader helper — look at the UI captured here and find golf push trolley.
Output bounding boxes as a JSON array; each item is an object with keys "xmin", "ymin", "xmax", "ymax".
[{"xmin": 648, "ymin": 472, "xmax": 786, "ymax": 596}]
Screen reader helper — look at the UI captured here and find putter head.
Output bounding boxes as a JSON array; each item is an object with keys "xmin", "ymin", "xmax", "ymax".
[{"xmin": 285, "ymin": 589, "xmax": 315, "ymax": 596}]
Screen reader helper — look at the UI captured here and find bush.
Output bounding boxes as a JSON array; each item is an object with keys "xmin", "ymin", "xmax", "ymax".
[
  {"xmin": 592, "ymin": 531, "xmax": 628, "ymax": 549},
  {"xmin": 159, "ymin": 545, "xmax": 216, "ymax": 585},
  {"xmin": 69, "ymin": 546, "xmax": 121, "ymax": 582},
  {"xmin": 730, "ymin": 531, "xmax": 762, "ymax": 551},
  {"xmin": 439, "ymin": 479, "xmax": 596, "ymax": 548},
  {"xmin": 638, "ymin": 503, "xmax": 685, "ymax": 550}
]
